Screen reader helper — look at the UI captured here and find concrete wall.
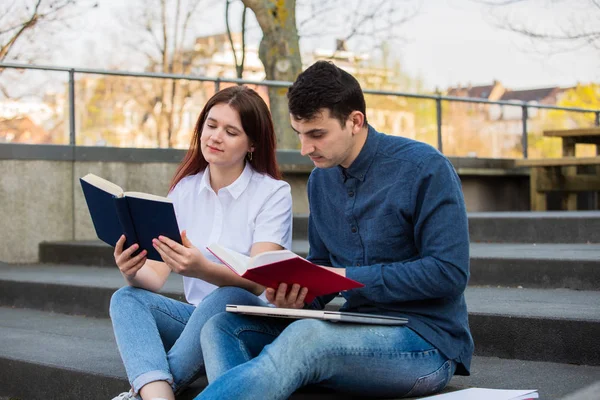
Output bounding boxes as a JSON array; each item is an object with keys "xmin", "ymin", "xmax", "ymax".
[{"xmin": 0, "ymin": 144, "xmax": 528, "ymax": 263}]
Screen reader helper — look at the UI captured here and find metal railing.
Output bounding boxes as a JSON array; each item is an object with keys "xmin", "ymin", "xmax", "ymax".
[{"xmin": 1, "ymin": 62, "xmax": 599, "ymax": 158}]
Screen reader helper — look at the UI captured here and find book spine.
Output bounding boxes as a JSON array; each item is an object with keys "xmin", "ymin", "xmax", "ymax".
[{"xmin": 114, "ymin": 197, "xmax": 140, "ymax": 255}]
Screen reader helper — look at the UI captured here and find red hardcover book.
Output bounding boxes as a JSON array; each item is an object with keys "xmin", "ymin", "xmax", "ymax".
[{"xmin": 207, "ymin": 243, "xmax": 364, "ymax": 303}]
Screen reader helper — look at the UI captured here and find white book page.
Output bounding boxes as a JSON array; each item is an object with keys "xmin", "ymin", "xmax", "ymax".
[
  {"xmin": 81, "ymin": 173, "xmax": 124, "ymax": 197},
  {"xmin": 249, "ymin": 250, "xmax": 298, "ymax": 269},
  {"xmin": 124, "ymin": 191, "xmax": 172, "ymax": 203},
  {"xmin": 208, "ymin": 244, "xmax": 251, "ymax": 275},
  {"xmin": 420, "ymin": 388, "xmax": 538, "ymax": 400}
]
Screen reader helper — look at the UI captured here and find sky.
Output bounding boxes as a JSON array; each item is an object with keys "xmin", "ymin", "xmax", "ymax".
[
  {"xmin": 392, "ymin": 0, "xmax": 599, "ymax": 90},
  {"xmin": 35, "ymin": 0, "xmax": 600, "ymax": 92}
]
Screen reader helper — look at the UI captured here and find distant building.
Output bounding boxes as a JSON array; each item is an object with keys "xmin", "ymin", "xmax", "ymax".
[
  {"xmin": 192, "ymin": 32, "xmax": 265, "ymax": 81},
  {"xmin": 447, "ymin": 80, "xmax": 505, "ymax": 101},
  {"xmin": 446, "ymin": 81, "xmax": 570, "ymax": 157},
  {"xmin": 0, "ymin": 116, "xmax": 52, "ymax": 144}
]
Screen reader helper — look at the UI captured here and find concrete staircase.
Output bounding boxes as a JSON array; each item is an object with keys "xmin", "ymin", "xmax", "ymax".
[{"xmin": 1, "ymin": 212, "xmax": 600, "ymax": 399}]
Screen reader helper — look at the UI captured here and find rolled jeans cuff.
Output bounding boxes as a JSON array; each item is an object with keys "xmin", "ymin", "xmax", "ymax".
[{"xmin": 132, "ymin": 370, "xmax": 174, "ymax": 394}]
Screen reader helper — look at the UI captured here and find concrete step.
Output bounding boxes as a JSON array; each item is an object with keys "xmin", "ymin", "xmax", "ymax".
[
  {"xmin": 36, "ymin": 240, "xmax": 600, "ymax": 291},
  {"xmin": 39, "ymin": 239, "xmax": 310, "ymax": 266},
  {"xmin": 293, "ymin": 242, "xmax": 600, "ymax": 291},
  {"xmin": 468, "ymin": 211, "xmax": 600, "ymax": 244},
  {"xmin": 0, "ymin": 263, "xmax": 185, "ymax": 318},
  {"xmin": 1, "ymin": 263, "xmax": 599, "ymax": 366},
  {"xmin": 294, "ymin": 212, "xmax": 600, "ymax": 245},
  {"xmin": 40, "ymin": 212, "xmax": 598, "ymax": 266},
  {"xmin": 469, "ymin": 243, "xmax": 600, "ymax": 290},
  {"xmin": 1, "ymin": 307, "xmax": 599, "ymax": 400}
]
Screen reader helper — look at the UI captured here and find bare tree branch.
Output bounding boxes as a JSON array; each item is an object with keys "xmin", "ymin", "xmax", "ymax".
[
  {"xmin": 225, "ymin": 0, "xmax": 248, "ymax": 78},
  {"xmin": 0, "ymin": 0, "xmax": 98, "ymax": 62},
  {"xmin": 476, "ymin": 0, "xmax": 600, "ymax": 53}
]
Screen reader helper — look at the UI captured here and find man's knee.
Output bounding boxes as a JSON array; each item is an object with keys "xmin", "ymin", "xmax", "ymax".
[{"xmin": 271, "ymin": 319, "xmax": 332, "ymax": 352}]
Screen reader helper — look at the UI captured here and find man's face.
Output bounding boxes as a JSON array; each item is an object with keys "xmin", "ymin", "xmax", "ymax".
[{"xmin": 291, "ymin": 109, "xmax": 356, "ymax": 169}]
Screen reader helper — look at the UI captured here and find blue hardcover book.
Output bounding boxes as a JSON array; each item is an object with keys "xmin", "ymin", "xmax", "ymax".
[{"xmin": 80, "ymin": 173, "xmax": 182, "ymax": 262}]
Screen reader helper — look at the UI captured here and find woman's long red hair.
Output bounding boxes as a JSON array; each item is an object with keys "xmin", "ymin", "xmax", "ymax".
[{"xmin": 170, "ymin": 86, "xmax": 281, "ymax": 191}]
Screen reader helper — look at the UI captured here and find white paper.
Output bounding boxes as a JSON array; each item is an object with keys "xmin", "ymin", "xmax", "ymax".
[{"xmin": 419, "ymin": 388, "xmax": 538, "ymax": 400}]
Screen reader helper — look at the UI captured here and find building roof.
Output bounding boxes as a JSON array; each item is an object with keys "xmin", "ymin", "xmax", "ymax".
[
  {"xmin": 447, "ymin": 84, "xmax": 497, "ymax": 99},
  {"xmin": 500, "ymin": 87, "xmax": 565, "ymax": 103}
]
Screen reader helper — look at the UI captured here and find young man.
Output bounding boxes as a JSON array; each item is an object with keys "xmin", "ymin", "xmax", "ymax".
[{"xmin": 195, "ymin": 61, "xmax": 473, "ymax": 399}]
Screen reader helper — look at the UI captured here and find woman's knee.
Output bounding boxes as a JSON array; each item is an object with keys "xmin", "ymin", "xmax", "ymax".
[
  {"xmin": 200, "ymin": 286, "xmax": 263, "ymax": 312},
  {"xmin": 203, "ymin": 286, "xmax": 252, "ymax": 302},
  {"xmin": 109, "ymin": 286, "xmax": 149, "ymax": 317},
  {"xmin": 199, "ymin": 312, "xmax": 236, "ymax": 354}
]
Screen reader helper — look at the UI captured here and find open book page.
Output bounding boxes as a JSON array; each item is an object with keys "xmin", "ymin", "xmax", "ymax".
[
  {"xmin": 81, "ymin": 174, "xmax": 124, "ymax": 197},
  {"xmin": 420, "ymin": 388, "xmax": 538, "ymax": 400},
  {"xmin": 249, "ymin": 250, "xmax": 298, "ymax": 269},
  {"xmin": 124, "ymin": 191, "xmax": 172, "ymax": 203},
  {"xmin": 208, "ymin": 243, "xmax": 252, "ymax": 275}
]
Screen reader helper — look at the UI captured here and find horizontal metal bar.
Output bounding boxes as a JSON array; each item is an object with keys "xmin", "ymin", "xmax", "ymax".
[
  {"xmin": 0, "ymin": 62, "xmax": 291, "ymax": 88},
  {"xmin": 0, "ymin": 62, "xmax": 597, "ymax": 113}
]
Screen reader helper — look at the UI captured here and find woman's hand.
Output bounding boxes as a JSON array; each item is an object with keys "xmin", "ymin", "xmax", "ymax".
[
  {"xmin": 266, "ymin": 283, "xmax": 308, "ymax": 309},
  {"xmin": 152, "ymin": 230, "xmax": 208, "ymax": 278},
  {"xmin": 114, "ymin": 235, "xmax": 147, "ymax": 279}
]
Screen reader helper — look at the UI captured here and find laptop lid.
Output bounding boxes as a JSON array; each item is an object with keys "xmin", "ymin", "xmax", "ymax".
[{"xmin": 226, "ymin": 305, "xmax": 408, "ymax": 326}]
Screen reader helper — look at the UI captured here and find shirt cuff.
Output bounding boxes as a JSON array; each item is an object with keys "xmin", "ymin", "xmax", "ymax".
[{"xmin": 345, "ymin": 265, "xmax": 376, "ymax": 297}]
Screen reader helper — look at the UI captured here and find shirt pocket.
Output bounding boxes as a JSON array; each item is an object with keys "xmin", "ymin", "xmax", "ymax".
[{"xmin": 359, "ymin": 212, "xmax": 404, "ymax": 260}]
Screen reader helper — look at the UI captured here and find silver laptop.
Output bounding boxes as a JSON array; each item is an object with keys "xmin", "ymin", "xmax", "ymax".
[{"xmin": 226, "ymin": 304, "xmax": 408, "ymax": 326}]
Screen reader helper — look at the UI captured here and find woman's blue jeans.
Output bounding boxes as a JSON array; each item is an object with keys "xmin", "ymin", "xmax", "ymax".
[
  {"xmin": 195, "ymin": 290, "xmax": 456, "ymax": 400},
  {"xmin": 109, "ymin": 285, "xmax": 266, "ymax": 395}
]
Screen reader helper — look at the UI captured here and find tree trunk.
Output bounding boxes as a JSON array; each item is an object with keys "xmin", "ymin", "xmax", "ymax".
[{"xmin": 242, "ymin": 0, "xmax": 302, "ymax": 149}]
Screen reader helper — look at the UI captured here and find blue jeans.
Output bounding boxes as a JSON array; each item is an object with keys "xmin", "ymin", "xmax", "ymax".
[
  {"xmin": 196, "ymin": 311, "xmax": 456, "ymax": 399},
  {"xmin": 109, "ymin": 285, "xmax": 266, "ymax": 394}
]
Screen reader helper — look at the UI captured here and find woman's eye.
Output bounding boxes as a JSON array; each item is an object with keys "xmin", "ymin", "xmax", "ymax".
[
  {"xmin": 207, "ymin": 124, "xmax": 216, "ymax": 129},
  {"xmin": 226, "ymin": 130, "xmax": 237, "ymax": 136}
]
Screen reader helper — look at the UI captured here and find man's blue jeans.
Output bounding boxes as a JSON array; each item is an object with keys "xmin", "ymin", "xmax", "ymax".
[
  {"xmin": 195, "ymin": 289, "xmax": 456, "ymax": 399},
  {"xmin": 109, "ymin": 286, "xmax": 266, "ymax": 395}
]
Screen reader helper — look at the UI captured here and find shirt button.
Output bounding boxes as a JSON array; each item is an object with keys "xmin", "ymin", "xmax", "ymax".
[
  {"xmin": 348, "ymin": 191, "xmax": 354, "ymax": 197},
  {"xmin": 351, "ymin": 226, "xmax": 357, "ymax": 233}
]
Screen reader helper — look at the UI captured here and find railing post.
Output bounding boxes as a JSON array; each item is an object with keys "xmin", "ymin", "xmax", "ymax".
[
  {"xmin": 215, "ymin": 78, "xmax": 221, "ymax": 93},
  {"xmin": 436, "ymin": 96, "xmax": 443, "ymax": 153},
  {"xmin": 68, "ymin": 69, "xmax": 76, "ymax": 146},
  {"xmin": 595, "ymin": 111, "xmax": 600, "ymax": 126},
  {"xmin": 521, "ymin": 103, "xmax": 528, "ymax": 159}
]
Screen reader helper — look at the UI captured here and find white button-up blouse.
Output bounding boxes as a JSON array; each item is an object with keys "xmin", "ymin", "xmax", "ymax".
[{"xmin": 168, "ymin": 163, "xmax": 293, "ymax": 306}]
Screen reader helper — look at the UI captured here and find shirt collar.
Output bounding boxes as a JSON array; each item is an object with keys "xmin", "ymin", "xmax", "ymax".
[
  {"xmin": 197, "ymin": 162, "xmax": 254, "ymax": 199},
  {"xmin": 339, "ymin": 125, "xmax": 380, "ymax": 182}
]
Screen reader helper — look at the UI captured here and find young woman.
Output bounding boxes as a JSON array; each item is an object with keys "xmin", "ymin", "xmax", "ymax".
[{"xmin": 110, "ymin": 86, "xmax": 292, "ymax": 400}]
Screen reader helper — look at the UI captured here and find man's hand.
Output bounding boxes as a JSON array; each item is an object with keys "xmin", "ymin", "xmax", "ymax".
[
  {"xmin": 266, "ymin": 283, "xmax": 308, "ymax": 309},
  {"xmin": 152, "ymin": 230, "xmax": 207, "ymax": 278}
]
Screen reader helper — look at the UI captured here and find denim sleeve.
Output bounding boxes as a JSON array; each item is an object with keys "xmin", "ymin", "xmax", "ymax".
[
  {"xmin": 345, "ymin": 154, "xmax": 470, "ymax": 303},
  {"xmin": 305, "ymin": 175, "xmax": 336, "ymax": 310}
]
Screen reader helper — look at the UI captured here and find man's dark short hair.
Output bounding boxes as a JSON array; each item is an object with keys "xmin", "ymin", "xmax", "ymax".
[{"xmin": 287, "ymin": 61, "xmax": 367, "ymax": 127}]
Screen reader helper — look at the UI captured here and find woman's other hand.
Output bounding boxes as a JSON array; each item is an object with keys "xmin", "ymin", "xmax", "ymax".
[{"xmin": 153, "ymin": 230, "xmax": 208, "ymax": 278}]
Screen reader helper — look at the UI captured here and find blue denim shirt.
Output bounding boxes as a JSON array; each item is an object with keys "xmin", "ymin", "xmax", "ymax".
[{"xmin": 306, "ymin": 126, "xmax": 474, "ymax": 375}]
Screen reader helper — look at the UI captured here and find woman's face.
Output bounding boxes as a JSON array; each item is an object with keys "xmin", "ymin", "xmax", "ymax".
[{"xmin": 200, "ymin": 103, "xmax": 253, "ymax": 170}]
